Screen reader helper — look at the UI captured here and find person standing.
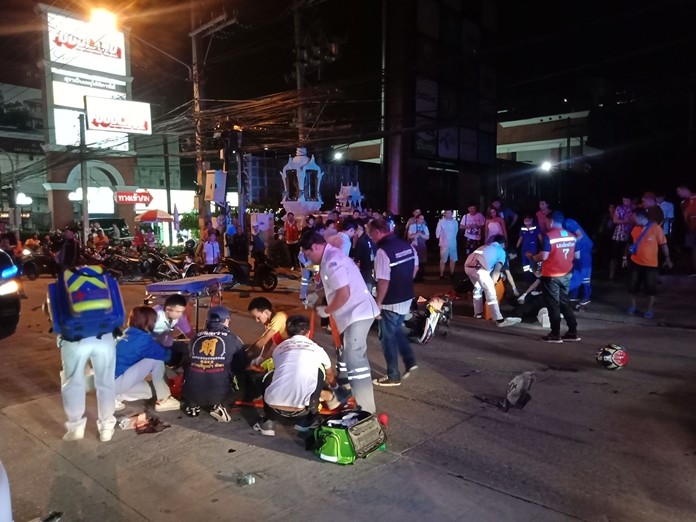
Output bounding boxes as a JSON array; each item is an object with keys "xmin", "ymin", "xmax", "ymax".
[
  {"xmin": 676, "ymin": 184, "xmax": 696, "ymax": 274},
  {"xmin": 535, "ymin": 200, "xmax": 552, "ymax": 237},
  {"xmin": 284, "ymin": 212, "xmax": 301, "ymax": 270},
  {"xmin": 464, "ymin": 236, "xmax": 521, "ymax": 327},
  {"xmin": 404, "ymin": 208, "xmax": 421, "ymax": 239},
  {"xmin": 369, "ymin": 218, "xmax": 419, "ymax": 387},
  {"xmin": 408, "ymin": 214, "xmax": 430, "ymax": 282},
  {"xmin": 435, "ymin": 210, "xmax": 459, "ymax": 278},
  {"xmin": 203, "ymin": 232, "xmax": 221, "ymax": 273},
  {"xmin": 609, "ymin": 196, "xmax": 634, "ymax": 281},
  {"xmin": 564, "ymin": 217, "xmax": 594, "ymax": 306},
  {"xmin": 528, "ymin": 211, "xmax": 580, "ymax": 343},
  {"xmin": 459, "ymin": 203, "xmax": 485, "ymax": 256},
  {"xmin": 57, "ymin": 229, "xmax": 80, "ymax": 271},
  {"xmin": 516, "ymin": 215, "xmax": 539, "ymax": 286},
  {"xmin": 624, "ymin": 209, "xmax": 673, "ymax": 318},
  {"xmin": 354, "ymin": 218, "xmax": 376, "ymax": 293},
  {"xmin": 300, "ymin": 231, "xmax": 380, "ymax": 413},
  {"xmin": 484, "ymin": 207, "xmax": 507, "ymax": 243}
]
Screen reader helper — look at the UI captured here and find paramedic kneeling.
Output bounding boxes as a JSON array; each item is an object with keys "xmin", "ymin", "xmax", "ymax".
[{"xmin": 253, "ymin": 315, "xmax": 337, "ymax": 437}]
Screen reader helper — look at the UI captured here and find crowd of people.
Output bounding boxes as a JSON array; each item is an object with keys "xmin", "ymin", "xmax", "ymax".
[{"xmin": 14, "ymin": 181, "xmax": 695, "ymax": 443}]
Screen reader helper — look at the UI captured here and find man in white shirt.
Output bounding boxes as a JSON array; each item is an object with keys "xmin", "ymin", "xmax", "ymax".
[
  {"xmin": 300, "ymin": 230, "xmax": 380, "ymax": 413},
  {"xmin": 203, "ymin": 232, "xmax": 221, "ymax": 273},
  {"xmin": 329, "ymin": 218, "xmax": 357, "ymax": 256},
  {"xmin": 459, "ymin": 203, "xmax": 485, "ymax": 256},
  {"xmin": 657, "ymin": 194, "xmax": 674, "ymax": 237},
  {"xmin": 436, "ymin": 210, "xmax": 459, "ymax": 278},
  {"xmin": 253, "ymin": 315, "xmax": 338, "ymax": 436}
]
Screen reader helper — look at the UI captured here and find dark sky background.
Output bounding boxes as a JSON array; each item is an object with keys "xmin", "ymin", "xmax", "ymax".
[{"xmin": 1, "ymin": 0, "xmax": 694, "ymax": 200}]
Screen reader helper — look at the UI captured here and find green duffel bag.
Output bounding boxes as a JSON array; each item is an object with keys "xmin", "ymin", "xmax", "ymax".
[{"xmin": 312, "ymin": 410, "xmax": 387, "ymax": 465}]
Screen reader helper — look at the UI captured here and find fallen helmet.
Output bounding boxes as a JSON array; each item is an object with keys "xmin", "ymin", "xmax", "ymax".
[{"xmin": 596, "ymin": 344, "xmax": 629, "ymax": 370}]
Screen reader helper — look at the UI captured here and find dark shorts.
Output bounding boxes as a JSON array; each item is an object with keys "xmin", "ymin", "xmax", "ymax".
[
  {"xmin": 612, "ymin": 240, "xmax": 629, "ymax": 260},
  {"xmin": 628, "ymin": 262, "xmax": 658, "ymax": 296}
]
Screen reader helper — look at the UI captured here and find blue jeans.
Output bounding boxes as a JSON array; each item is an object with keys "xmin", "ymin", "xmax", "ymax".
[{"xmin": 378, "ymin": 310, "xmax": 416, "ymax": 381}]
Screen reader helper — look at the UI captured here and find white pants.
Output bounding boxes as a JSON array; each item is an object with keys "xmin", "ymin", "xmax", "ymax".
[
  {"xmin": 60, "ymin": 336, "xmax": 117, "ymax": 433},
  {"xmin": 465, "ymin": 267, "xmax": 503, "ymax": 321},
  {"xmin": 0, "ymin": 460, "xmax": 11, "ymax": 522},
  {"xmin": 115, "ymin": 358, "xmax": 171, "ymax": 401}
]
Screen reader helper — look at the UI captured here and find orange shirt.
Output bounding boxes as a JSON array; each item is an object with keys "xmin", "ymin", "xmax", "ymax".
[
  {"xmin": 682, "ymin": 195, "xmax": 696, "ymax": 232},
  {"xmin": 94, "ymin": 235, "xmax": 109, "ymax": 250},
  {"xmin": 268, "ymin": 312, "xmax": 289, "ymax": 345},
  {"xmin": 630, "ymin": 223, "xmax": 666, "ymax": 267}
]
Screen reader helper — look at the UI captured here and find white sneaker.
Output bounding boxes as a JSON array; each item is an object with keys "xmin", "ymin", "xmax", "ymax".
[
  {"xmin": 99, "ymin": 428, "xmax": 114, "ymax": 442},
  {"xmin": 517, "ymin": 295, "xmax": 526, "ymax": 304},
  {"xmin": 115, "ymin": 400, "xmax": 126, "ymax": 412},
  {"xmin": 63, "ymin": 425, "xmax": 85, "ymax": 441},
  {"xmin": 497, "ymin": 317, "xmax": 522, "ymax": 327},
  {"xmin": 154, "ymin": 396, "xmax": 180, "ymax": 412}
]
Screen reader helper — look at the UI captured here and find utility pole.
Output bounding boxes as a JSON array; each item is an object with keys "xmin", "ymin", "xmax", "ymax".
[
  {"xmin": 190, "ymin": 4, "xmax": 238, "ymax": 237},
  {"xmin": 235, "ymin": 126, "xmax": 246, "ymax": 234},
  {"xmin": 79, "ymin": 114, "xmax": 89, "ymax": 245},
  {"xmin": 163, "ymin": 134, "xmax": 173, "ymax": 245}
]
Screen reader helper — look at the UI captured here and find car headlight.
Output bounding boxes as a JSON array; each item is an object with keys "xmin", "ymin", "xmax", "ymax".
[
  {"xmin": 0, "ymin": 279, "xmax": 19, "ymax": 296},
  {"xmin": 22, "ymin": 249, "xmax": 31, "ymax": 256}
]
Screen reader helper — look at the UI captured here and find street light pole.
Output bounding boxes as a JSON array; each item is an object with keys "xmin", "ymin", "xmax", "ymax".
[
  {"xmin": 79, "ymin": 114, "xmax": 90, "ymax": 244},
  {"xmin": 0, "ymin": 148, "xmax": 16, "ymax": 226}
]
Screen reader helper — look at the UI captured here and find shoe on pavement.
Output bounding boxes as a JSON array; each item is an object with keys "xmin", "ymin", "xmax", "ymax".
[
  {"xmin": 253, "ymin": 419, "xmax": 276, "ymax": 436},
  {"xmin": 643, "ymin": 310, "xmax": 654, "ymax": 319},
  {"xmin": 402, "ymin": 365, "xmax": 419, "ymax": 379},
  {"xmin": 497, "ymin": 317, "xmax": 522, "ymax": 327},
  {"xmin": 561, "ymin": 332, "xmax": 582, "ymax": 342},
  {"xmin": 99, "ymin": 428, "xmax": 114, "ymax": 442},
  {"xmin": 530, "ymin": 291, "xmax": 542, "ymax": 296},
  {"xmin": 185, "ymin": 406, "xmax": 200, "ymax": 417},
  {"xmin": 294, "ymin": 416, "xmax": 321, "ymax": 432},
  {"xmin": 210, "ymin": 404, "xmax": 231, "ymax": 422},
  {"xmin": 115, "ymin": 399, "xmax": 126, "ymax": 412},
  {"xmin": 474, "ymin": 314, "xmax": 483, "ymax": 319},
  {"xmin": 155, "ymin": 396, "xmax": 180, "ymax": 412},
  {"xmin": 542, "ymin": 333, "xmax": 563, "ymax": 343},
  {"xmin": 373, "ymin": 376, "xmax": 401, "ymax": 387},
  {"xmin": 63, "ymin": 425, "xmax": 85, "ymax": 441},
  {"xmin": 517, "ymin": 295, "xmax": 526, "ymax": 304},
  {"xmin": 579, "ymin": 299, "xmax": 591, "ymax": 306}
]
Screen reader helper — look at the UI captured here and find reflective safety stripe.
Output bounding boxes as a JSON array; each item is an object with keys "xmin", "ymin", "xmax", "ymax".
[
  {"xmin": 522, "ymin": 265, "xmax": 533, "ymax": 272},
  {"xmin": 347, "ymin": 374, "xmax": 372, "ymax": 381},
  {"xmin": 473, "ymin": 249, "xmax": 484, "ymax": 255},
  {"xmin": 389, "ymin": 255, "xmax": 415, "ymax": 268},
  {"xmin": 549, "ymin": 237, "xmax": 576, "ymax": 245},
  {"xmin": 353, "ymin": 367, "xmax": 370, "ymax": 372}
]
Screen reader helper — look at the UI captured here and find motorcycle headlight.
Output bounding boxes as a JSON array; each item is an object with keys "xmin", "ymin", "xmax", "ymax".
[
  {"xmin": 22, "ymin": 249, "xmax": 31, "ymax": 256},
  {"xmin": 0, "ymin": 279, "xmax": 19, "ymax": 296}
]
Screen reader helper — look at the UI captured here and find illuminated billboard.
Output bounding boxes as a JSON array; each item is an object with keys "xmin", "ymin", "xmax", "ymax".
[
  {"xmin": 54, "ymin": 107, "xmax": 129, "ymax": 151},
  {"xmin": 52, "ymin": 68, "xmax": 127, "ymax": 109},
  {"xmin": 85, "ymin": 97, "xmax": 152, "ymax": 135},
  {"xmin": 47, "ymin": 11, "xmax": 127, "ymax": 76}
]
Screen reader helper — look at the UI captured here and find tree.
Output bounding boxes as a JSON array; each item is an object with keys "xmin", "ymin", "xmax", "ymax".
[{"xmin": 178, "ymin": 211, "xmax": 200, "ymax": 238}]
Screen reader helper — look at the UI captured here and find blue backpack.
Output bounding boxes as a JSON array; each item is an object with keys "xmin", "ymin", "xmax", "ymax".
[{"xmin": 47, "ymin": 265, "xmax": 125, "ymax": 342}]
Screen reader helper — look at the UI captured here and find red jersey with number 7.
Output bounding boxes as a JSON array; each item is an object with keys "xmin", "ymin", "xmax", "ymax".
[{"xmin": 541, "ymin": 228, "xmax": 576, "ymax": 277}]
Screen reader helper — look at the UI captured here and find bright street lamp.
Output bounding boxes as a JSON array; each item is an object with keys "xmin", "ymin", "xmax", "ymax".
[
  {"xmin": 540, "ymin": 161, "xmax": 553, "ymax": 172},
  {"xmin": 90, "ymin": 8, "xmax": 118, "ymax": 31}
]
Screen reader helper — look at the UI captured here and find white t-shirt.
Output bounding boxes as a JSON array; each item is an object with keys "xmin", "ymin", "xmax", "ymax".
[
  {"xmin": 320, "ymin": 243, "xmax": 379, "ymax": 333},
  {"xmin": 333, "ymin": 231, "xmax": 352, "ymax": 256},
  {"xmin": 264, "ymin": 335, "xmax": 332, "ymax": 408},
  {"xmin": 203, "ymin": 241, "xmax": 220, "ymax": 264},
  {"xmin": 436, "ymin": 218, "xmax": 459, "ymax": 247},
  {"xmin": 152, "ymin": 305, "xmax": 192, "ymax": 347},
  {"xmin": 460, "ymin": 213, "xmax": 485, "ymax": 240}
]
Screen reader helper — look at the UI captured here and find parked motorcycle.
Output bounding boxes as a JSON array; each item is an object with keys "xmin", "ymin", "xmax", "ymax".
[
  {"xmin": 148, "ymin": 249, "xmax": 201, "ymax": 280},
  {"xmin": 404, "ymin": 294, "xmax": 453, "ymax": 344},
  {"xmin": 20, "ymin": 248, "xmax": 58, "ymax": 280},
  {"xmin": 215, "ymin": 255, "xmax": 278, "ymax": 292}
]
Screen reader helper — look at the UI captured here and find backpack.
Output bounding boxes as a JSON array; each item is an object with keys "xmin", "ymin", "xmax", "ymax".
[
  {"xmin": 47, "ymin": 265, "xmax": 125, "ymax": 342},
  {"xmin": 311, "ymin": 410, "xmax": 387, "ymax": 465}
]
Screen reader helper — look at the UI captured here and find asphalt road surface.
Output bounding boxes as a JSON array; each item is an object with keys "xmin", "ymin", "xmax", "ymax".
[{"xmin": 1, "ymin": 277, "xmax": 695, "ymax": 521}]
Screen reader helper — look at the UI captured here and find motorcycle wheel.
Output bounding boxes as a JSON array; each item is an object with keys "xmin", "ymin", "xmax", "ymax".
[
  {"xmin": 23, "ymin": 263, "xmax": 39, "ymax": 281},
  {"xmin": 258, "ymin": 272, "xmax": 278, "ymax": 292},
  {"xmin": 185, "ymin": 265, "xmax": 201, "ymax": 277}
]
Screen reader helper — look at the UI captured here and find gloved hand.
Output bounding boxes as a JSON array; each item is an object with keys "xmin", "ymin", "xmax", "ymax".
[{"xmin": 316, "ymin": 305, "xmax": 330, "ymax": 318}]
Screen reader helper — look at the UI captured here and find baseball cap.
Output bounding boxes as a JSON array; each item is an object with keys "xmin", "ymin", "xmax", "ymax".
[{"xmin": 207, "ymin": 306, "xmax": 230, "ymax": 322}]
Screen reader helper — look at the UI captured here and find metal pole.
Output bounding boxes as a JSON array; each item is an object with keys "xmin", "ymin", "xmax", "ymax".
[
  {"xmin": 191, "ymin": 2, "xmax": 207, "ymax": 237},
  {"xmin": 79, "ymin": 114, "xmax": 89, "ymax": 244},
  {"xmin": 236, "ymin": 129, "xmax": 246, "ymax": 234},
  {"xmin": 294, "ymin": 1, "xmax": 304, "ymax": 143},
  {"xmin": 163, "ymin": 135, "xmax": 173, "ymax": 245},
  {"xmin": 0, "ymin": 149, "xmax": 16, "ymax": 217}
]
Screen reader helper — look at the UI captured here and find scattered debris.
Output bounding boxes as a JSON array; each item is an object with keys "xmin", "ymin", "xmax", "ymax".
[
  {"xmin": 503, "ymin": 371, "xmax": 535, "ymax": 411},
  {"xmin": 237, "ymin": 473, "xmax": 256, "ymax": 486}
]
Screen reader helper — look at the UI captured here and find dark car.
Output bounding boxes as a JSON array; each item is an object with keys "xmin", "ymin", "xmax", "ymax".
[{"xmin": 0, "ymin": 250, "xmax": 21, "ymax": 338}]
